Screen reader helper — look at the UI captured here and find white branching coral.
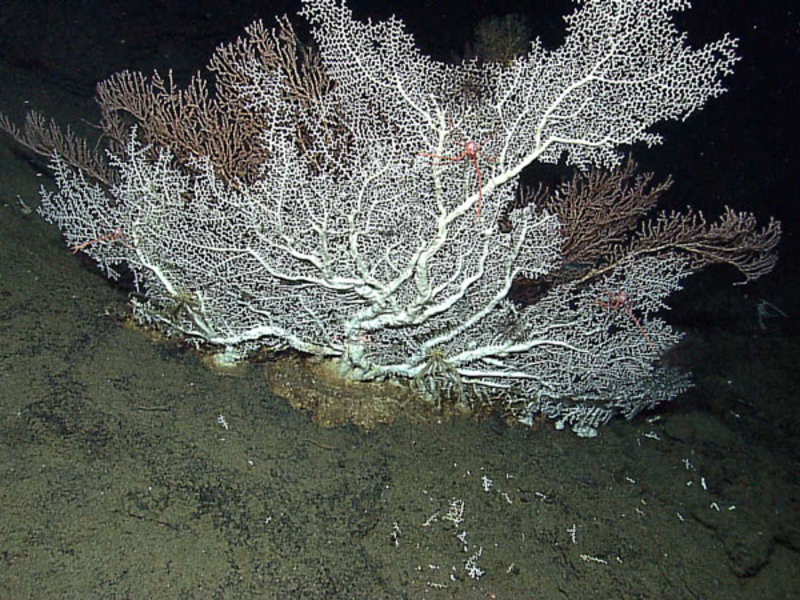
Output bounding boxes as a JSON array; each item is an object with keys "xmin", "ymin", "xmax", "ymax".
[{"xmin": 7, "ymin": 0, "xmax": 780, "ymax": 434}]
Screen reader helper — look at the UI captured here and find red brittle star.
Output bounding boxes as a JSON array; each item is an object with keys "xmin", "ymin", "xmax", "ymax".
[
  {"xmin": 70, "ymin": 226, "xmax": 126, "ymax": 254},
  {"xmin": 419, "ymin": 125, "xmax": 497, "ymax": 217},
  {"xmin": 597, "ymin": 289, "xmax": 656, "ymax": 350}
]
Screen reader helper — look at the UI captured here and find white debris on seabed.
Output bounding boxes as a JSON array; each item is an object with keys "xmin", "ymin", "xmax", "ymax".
[
  {"xmin": 442, "ymin": 499, "xmax": 465, "ymax": 526},
  {"xmin": 465, "ymin": 547, "xmax": 485, "ymax": 580}
]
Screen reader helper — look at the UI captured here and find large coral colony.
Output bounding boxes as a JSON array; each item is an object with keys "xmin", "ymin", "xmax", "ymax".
[{"xmin": 1, "ymin": 0, "xmax": 780, "ymax": 435}]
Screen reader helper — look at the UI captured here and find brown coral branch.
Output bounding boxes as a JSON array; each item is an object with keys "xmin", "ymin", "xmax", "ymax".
[
  {"xmin": 536, "ymin": 157, "xmax": 672, "ymax": 270},
  {"xmin": 584, "ymin": 206, "xmax": 782, "ymax": 285},
  {"xmin": 518, "ymin": 158, "xmax": 781, "ymax": 287},
  {"xmin": 0, "ymin": 110, "xmax": 111, "ymax": 185}
]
